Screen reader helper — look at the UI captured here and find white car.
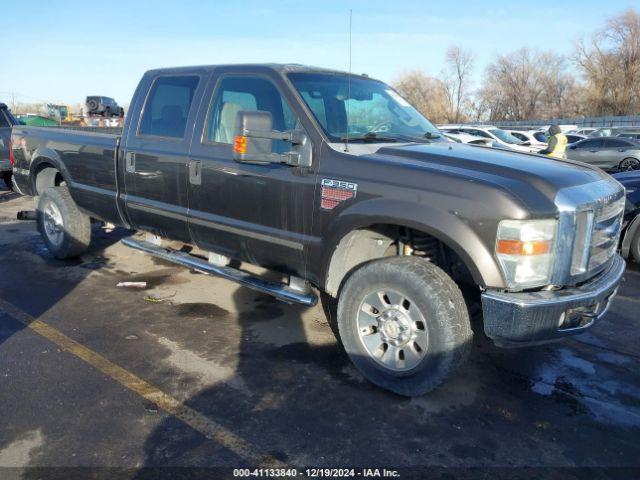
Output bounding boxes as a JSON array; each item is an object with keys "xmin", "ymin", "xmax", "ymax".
[
  {"xmin": 439, "ymin": 125, "xmax": 537, "ymax": 153},
  {"xmin": 568, "ymin": 127, "xmax": 597, "ymax": 136},
  {"xmin": 505, "ymin": 130, "xmax": 548, "ymax": 148},
  {"xmin": 443, "ymin": 132, "xmax": 492, "ymax": 146}
]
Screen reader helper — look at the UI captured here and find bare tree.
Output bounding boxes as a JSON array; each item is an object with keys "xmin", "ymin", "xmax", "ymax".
[
  {"xmin": 575, "ymin": 8, "xmax": 640, "ymax": 115},
  {"xmin": 393, "ymin": 70, "xmax": 449, "ymax": 123},
  {"xmin": 477, "ymin": 48, "xmax": 578, "ymax": 121},
  {"xmin": 441, "ymin": 45, "xmax": 474, "ymax": 123}
]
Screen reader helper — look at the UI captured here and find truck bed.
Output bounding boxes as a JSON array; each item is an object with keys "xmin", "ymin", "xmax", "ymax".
[{"xmin": 11, "ymin": 125, "xmax": 123, "ymax": 224}]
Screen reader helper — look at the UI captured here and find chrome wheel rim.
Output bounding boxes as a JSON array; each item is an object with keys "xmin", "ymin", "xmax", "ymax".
[
  {"xmin": 357, "ymin": 289, "xmax": 428, "ymax": 372},
  {"xmin": 43, "ymin": 202, "xmax": 64, "ymax": 247},
  {"xmin": 621, "ymin": 158, "xmax": 639, "ymax": 171}
]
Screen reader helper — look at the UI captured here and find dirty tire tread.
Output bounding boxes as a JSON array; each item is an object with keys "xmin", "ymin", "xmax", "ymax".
[
  {"xmin": 337, "ymin": 256, "xmax": 472, "ymax": 396},
  {"xmin": 632, "ymin": 228, "xmax": 640, "ymax": 264},
  {"xmin": 37, "ymin": 187, "xmax": 91, "ymax": 259}
]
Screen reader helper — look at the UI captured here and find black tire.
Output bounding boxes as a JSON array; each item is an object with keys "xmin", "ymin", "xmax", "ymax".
[
  {"xmin": 337, "ymin": 257, "xmax": 472, "ymax": 396},
  {"xmin": 87, "ymin": 100, "xmax": 98, "ymax": 112},
  {"xmin": 1, "ymin": 172, "xmax": 12, "ymax": 190},
  {"xmin": 631, "ymin": 228, "xmax": 640, "ymax": 264},
  {"xmin": 619, "ymin": 157, "xmax": 640, "ymax": 171},
  {"xmin": 37, "ymin": 187, "xmax": 91, "ymax": 259}
]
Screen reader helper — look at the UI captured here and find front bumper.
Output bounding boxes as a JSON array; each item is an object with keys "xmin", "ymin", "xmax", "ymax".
[{"xmin": 482, "ymin": 254, "xmax": 625, "ymax": 347}]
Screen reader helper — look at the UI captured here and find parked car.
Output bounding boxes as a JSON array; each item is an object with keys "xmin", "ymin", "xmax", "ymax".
[
  {"xmin": 569, "ymin": 127, "xmax": 598, "ymax": 136},
  {"xmin": 11, "ymin": 64, "xmax": 626, "ymax": 396},
  {"xmin": 442, "ymin": 131, "xmax": 492, "ymax": 146},
  {"xmin": 613, "ymin": 170, "xmax": 640, "ymax": 263},
  {"xmin": 566, "ymin": 137, "xmax": 640, "ymax": 172},
  {"xmin": 85, "ymin": 96, "xmax": 125, "ymax": 118},
  {"xmin": 504, "ymin": 130, "xmax": 547, "ymax": 148},
  {"xmin": 439, "ymin": 125, "xmax": 536, "ymax": 153},
  {"xmin": 589, "ymin": 126, "xmax": 640, "ymax": 138},
  {"xmin": 0, "ymin": 102, "xmax": 19, "ymax": 189}
]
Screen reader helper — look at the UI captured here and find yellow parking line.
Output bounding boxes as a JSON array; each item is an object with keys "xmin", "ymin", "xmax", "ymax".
[{"xmin": 0, "ymin": 297, "xmax": 283, "ymax": 467}]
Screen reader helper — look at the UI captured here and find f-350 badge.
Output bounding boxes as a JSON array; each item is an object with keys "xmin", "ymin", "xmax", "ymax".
[{"xmin": 320, "ymin": 178, "xmax": 358, "ymax": 210}]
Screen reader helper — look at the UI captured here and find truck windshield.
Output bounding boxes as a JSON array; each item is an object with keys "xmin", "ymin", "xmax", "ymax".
[{"xmin": 288, "ymin": 73, "xmax": 442, "ymax": 143}]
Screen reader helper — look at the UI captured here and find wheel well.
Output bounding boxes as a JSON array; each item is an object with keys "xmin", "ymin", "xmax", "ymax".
[
  {"xmin": 325, "ymin": 225, "xmax": 476, "ymax": 297},
  {"xmin": 33, "ymin": 163, "xmax": 65, "ymax": 195}
]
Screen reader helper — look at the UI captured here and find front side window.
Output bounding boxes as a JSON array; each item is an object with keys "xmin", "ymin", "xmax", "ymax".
[
  {"xmin": 577, "ymin": 139, "xmax": 603, "ymax": 149},
  {"xmin": 206, "ymin": 76, "xmax": 297, "ymax": 153},
  {"xmin": 139, "ymin": 75, "xmax": 200, "ymax": 138},
  {"xmin": 288, "ymin": 73, "xmax": 442, "ymax": 143}
]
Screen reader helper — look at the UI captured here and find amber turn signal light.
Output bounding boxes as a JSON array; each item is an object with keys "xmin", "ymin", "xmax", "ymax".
[
  {"xmin": 496, "ymin": 239, "xmax": 550, "ymax": 256},
  {"xmin": 234, "ymin": 135, "xmax": 247, "ymax": 154}
]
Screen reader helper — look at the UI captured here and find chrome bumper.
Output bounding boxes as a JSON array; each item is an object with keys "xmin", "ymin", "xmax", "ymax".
[{"xmin": 482, "ymin": 254, "xmax": 626, "ymax": 347}]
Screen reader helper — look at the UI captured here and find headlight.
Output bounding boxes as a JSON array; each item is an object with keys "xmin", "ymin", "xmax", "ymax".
[{"xmin": 495, "ymin": 219, "xmax": 557, "ymax": 290}]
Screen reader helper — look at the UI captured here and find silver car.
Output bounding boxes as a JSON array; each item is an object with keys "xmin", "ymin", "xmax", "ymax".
[{"xmin": 566, "ymin": 136, "xmax": 640, "ymax": 171}]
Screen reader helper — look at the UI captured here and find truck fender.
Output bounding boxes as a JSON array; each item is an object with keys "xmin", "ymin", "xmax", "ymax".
[
  {"xmin": 321, "ymin": 198, "xmax": 505, "ymax": 296},
  {"xmin": 30, "ymin": 147, "xmax": 70, "ymax": 193},
  {"xmin": 622, "ymin": 213, "xmax": 640, "ymax": 259}
]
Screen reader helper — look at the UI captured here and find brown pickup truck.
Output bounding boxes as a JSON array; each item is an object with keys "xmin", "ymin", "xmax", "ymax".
[{"xmin": 10, "ymin": 64, "xmax": 626, "ymax": 395}]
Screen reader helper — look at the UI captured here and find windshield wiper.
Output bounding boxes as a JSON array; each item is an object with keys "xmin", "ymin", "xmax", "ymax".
[{"xmin": 338, "ymin": 132, "xmax": 398, "ymax": 143}]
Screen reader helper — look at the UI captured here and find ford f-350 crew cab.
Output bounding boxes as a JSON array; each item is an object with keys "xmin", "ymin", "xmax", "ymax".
[{"xmin": 10, "ymin": 64, "xmax": 626, "ymax": 395}]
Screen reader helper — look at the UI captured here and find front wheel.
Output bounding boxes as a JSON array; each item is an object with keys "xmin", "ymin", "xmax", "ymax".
[
  {"xmin": 337, "ymin": 257, "xmax": 472, "ymax": 396},
  {"xmin": 37, "ymin": 187, "xmax": 91, "ymax": 259},
  {"xmin": 631, "ymin": 227, "xmax": 640, "ymax": 264},
  {"xmin": 619, "ymin": 157, "xmax": 640, "ymax": 171}
]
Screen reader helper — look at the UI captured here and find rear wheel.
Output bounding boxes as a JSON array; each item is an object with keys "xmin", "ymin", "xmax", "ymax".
[
  {"xmin": 619, "ymin": 157, "xmax": 640, "ymax": 171},
  {"xmin": 1, "ymin": 172, "xmax": 12, "ymax": 190},
  {"xmin": 336, "ymin": 257, "xmax": 472, "ymax": 396},
  {"xmin": 37, "ymin": 187, "xmax": 91, "ymax": 259}
]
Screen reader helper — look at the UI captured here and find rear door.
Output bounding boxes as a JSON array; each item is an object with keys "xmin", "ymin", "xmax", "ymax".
[
  {"xmin": 121, "ymin": 72, "xmax": 208, "ymax": 242},
  {"xmin": 603, "ymin": 138, "xmax": 635, "ymax": 170},
  {"xmin": 187, "ymin": 68, "xmax": 317, "ymax": 275}
]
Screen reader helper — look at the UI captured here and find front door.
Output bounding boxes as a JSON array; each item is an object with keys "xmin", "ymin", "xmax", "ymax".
[
  {"xmin": 122, "ymin": 73, "xmax": 206, "ymax": 242},
  {"xmin": 187, "ymin": 71, "xmax": 317, "ymax": 276}
]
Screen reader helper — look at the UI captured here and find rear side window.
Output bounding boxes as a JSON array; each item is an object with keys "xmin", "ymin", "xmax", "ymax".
[
  {"xmin": 139, "ymin": 75, "xmax": 200, "ymax": 139},
  {"xmin": 605, "ymin": 138, "xmax": 632, "ymax": 148}
]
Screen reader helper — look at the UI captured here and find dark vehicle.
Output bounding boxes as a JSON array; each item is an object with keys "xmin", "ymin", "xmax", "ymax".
[
  {"xmin": 565, "ymin": 133, "xmax": 587, "ymax": 144},
  {"xmin": 566, "ymin": 137, "xmax": 640, "ymax": 171},
  {"xmin": 0, "ymin": 102, "xmax": 19, "ymax": 189},
  {"xmin": 85, "ymin": 96, "xmax": 124, "ymax": 118},
  {"xmin": 11, "ymin": 64, "xmax": 626, "ymax": 395},
  {"xmin": 613, "ymin": 170, "xmax": 640, "ymax": 263}
]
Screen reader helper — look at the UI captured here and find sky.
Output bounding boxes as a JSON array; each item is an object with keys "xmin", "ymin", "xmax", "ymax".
[{"xmin": 1, "ymin": 0, "xmax": 637, "ymax": 107}]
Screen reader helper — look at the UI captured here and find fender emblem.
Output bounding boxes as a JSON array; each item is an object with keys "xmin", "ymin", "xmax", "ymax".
[{"xmin": 320, "ymin": 178, "xmax": 358, "ymax": 210}]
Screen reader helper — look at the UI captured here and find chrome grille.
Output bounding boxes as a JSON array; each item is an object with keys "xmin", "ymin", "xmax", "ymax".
[{"xmin": 588, "ymin": 197, "xmax": 624, "ymax": 271}]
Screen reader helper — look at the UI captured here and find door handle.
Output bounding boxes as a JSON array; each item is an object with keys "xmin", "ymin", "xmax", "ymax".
[
  {"xmin": 125, "ymin": 152, "xmax": 136, "ymax": 173},
  {"xmin": 189, "ymin": 160, "xmax": 202, "ymax": 185}
]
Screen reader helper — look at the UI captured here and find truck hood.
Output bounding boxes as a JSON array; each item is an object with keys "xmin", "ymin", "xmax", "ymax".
[{"xmin": 370, "ymin": 142, "xmax": 608, "ymax": 202}]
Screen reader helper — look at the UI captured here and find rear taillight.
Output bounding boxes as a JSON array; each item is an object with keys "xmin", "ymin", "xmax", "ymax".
[{"xmin": 8, "ymin": 137, "xmax": 14, "ymax": 166}]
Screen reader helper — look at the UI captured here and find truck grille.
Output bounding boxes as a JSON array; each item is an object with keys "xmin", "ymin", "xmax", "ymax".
[{"xmin": 587, "ymin": 197, "xmax": 625, "ymax": 272}]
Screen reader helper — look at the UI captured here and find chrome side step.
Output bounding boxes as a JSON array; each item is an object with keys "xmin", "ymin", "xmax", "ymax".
[{"xmin": 121, "ymin": 237, "xmax": 317, "ymax": 307}]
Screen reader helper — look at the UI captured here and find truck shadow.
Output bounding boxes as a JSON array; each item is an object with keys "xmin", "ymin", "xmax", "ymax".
[{"xmin": 135, "ymin": 285, "xmax": 479, "ymax": 473}]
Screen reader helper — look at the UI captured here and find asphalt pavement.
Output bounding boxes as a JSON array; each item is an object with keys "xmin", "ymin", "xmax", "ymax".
[{"xmin": 0, "ymin": 187, "xmax": 639, "ymax": 479}]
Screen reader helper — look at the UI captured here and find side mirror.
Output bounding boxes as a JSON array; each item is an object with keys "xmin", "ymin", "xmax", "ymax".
[{"xmin": 232, "ymin": 110, "xmax": 311, "ymax": 167}]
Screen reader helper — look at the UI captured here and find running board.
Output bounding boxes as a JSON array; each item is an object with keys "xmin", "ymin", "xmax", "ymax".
[{"xmin": 121, "ymin": 238, "xmax": 317, "ymax": 307}]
